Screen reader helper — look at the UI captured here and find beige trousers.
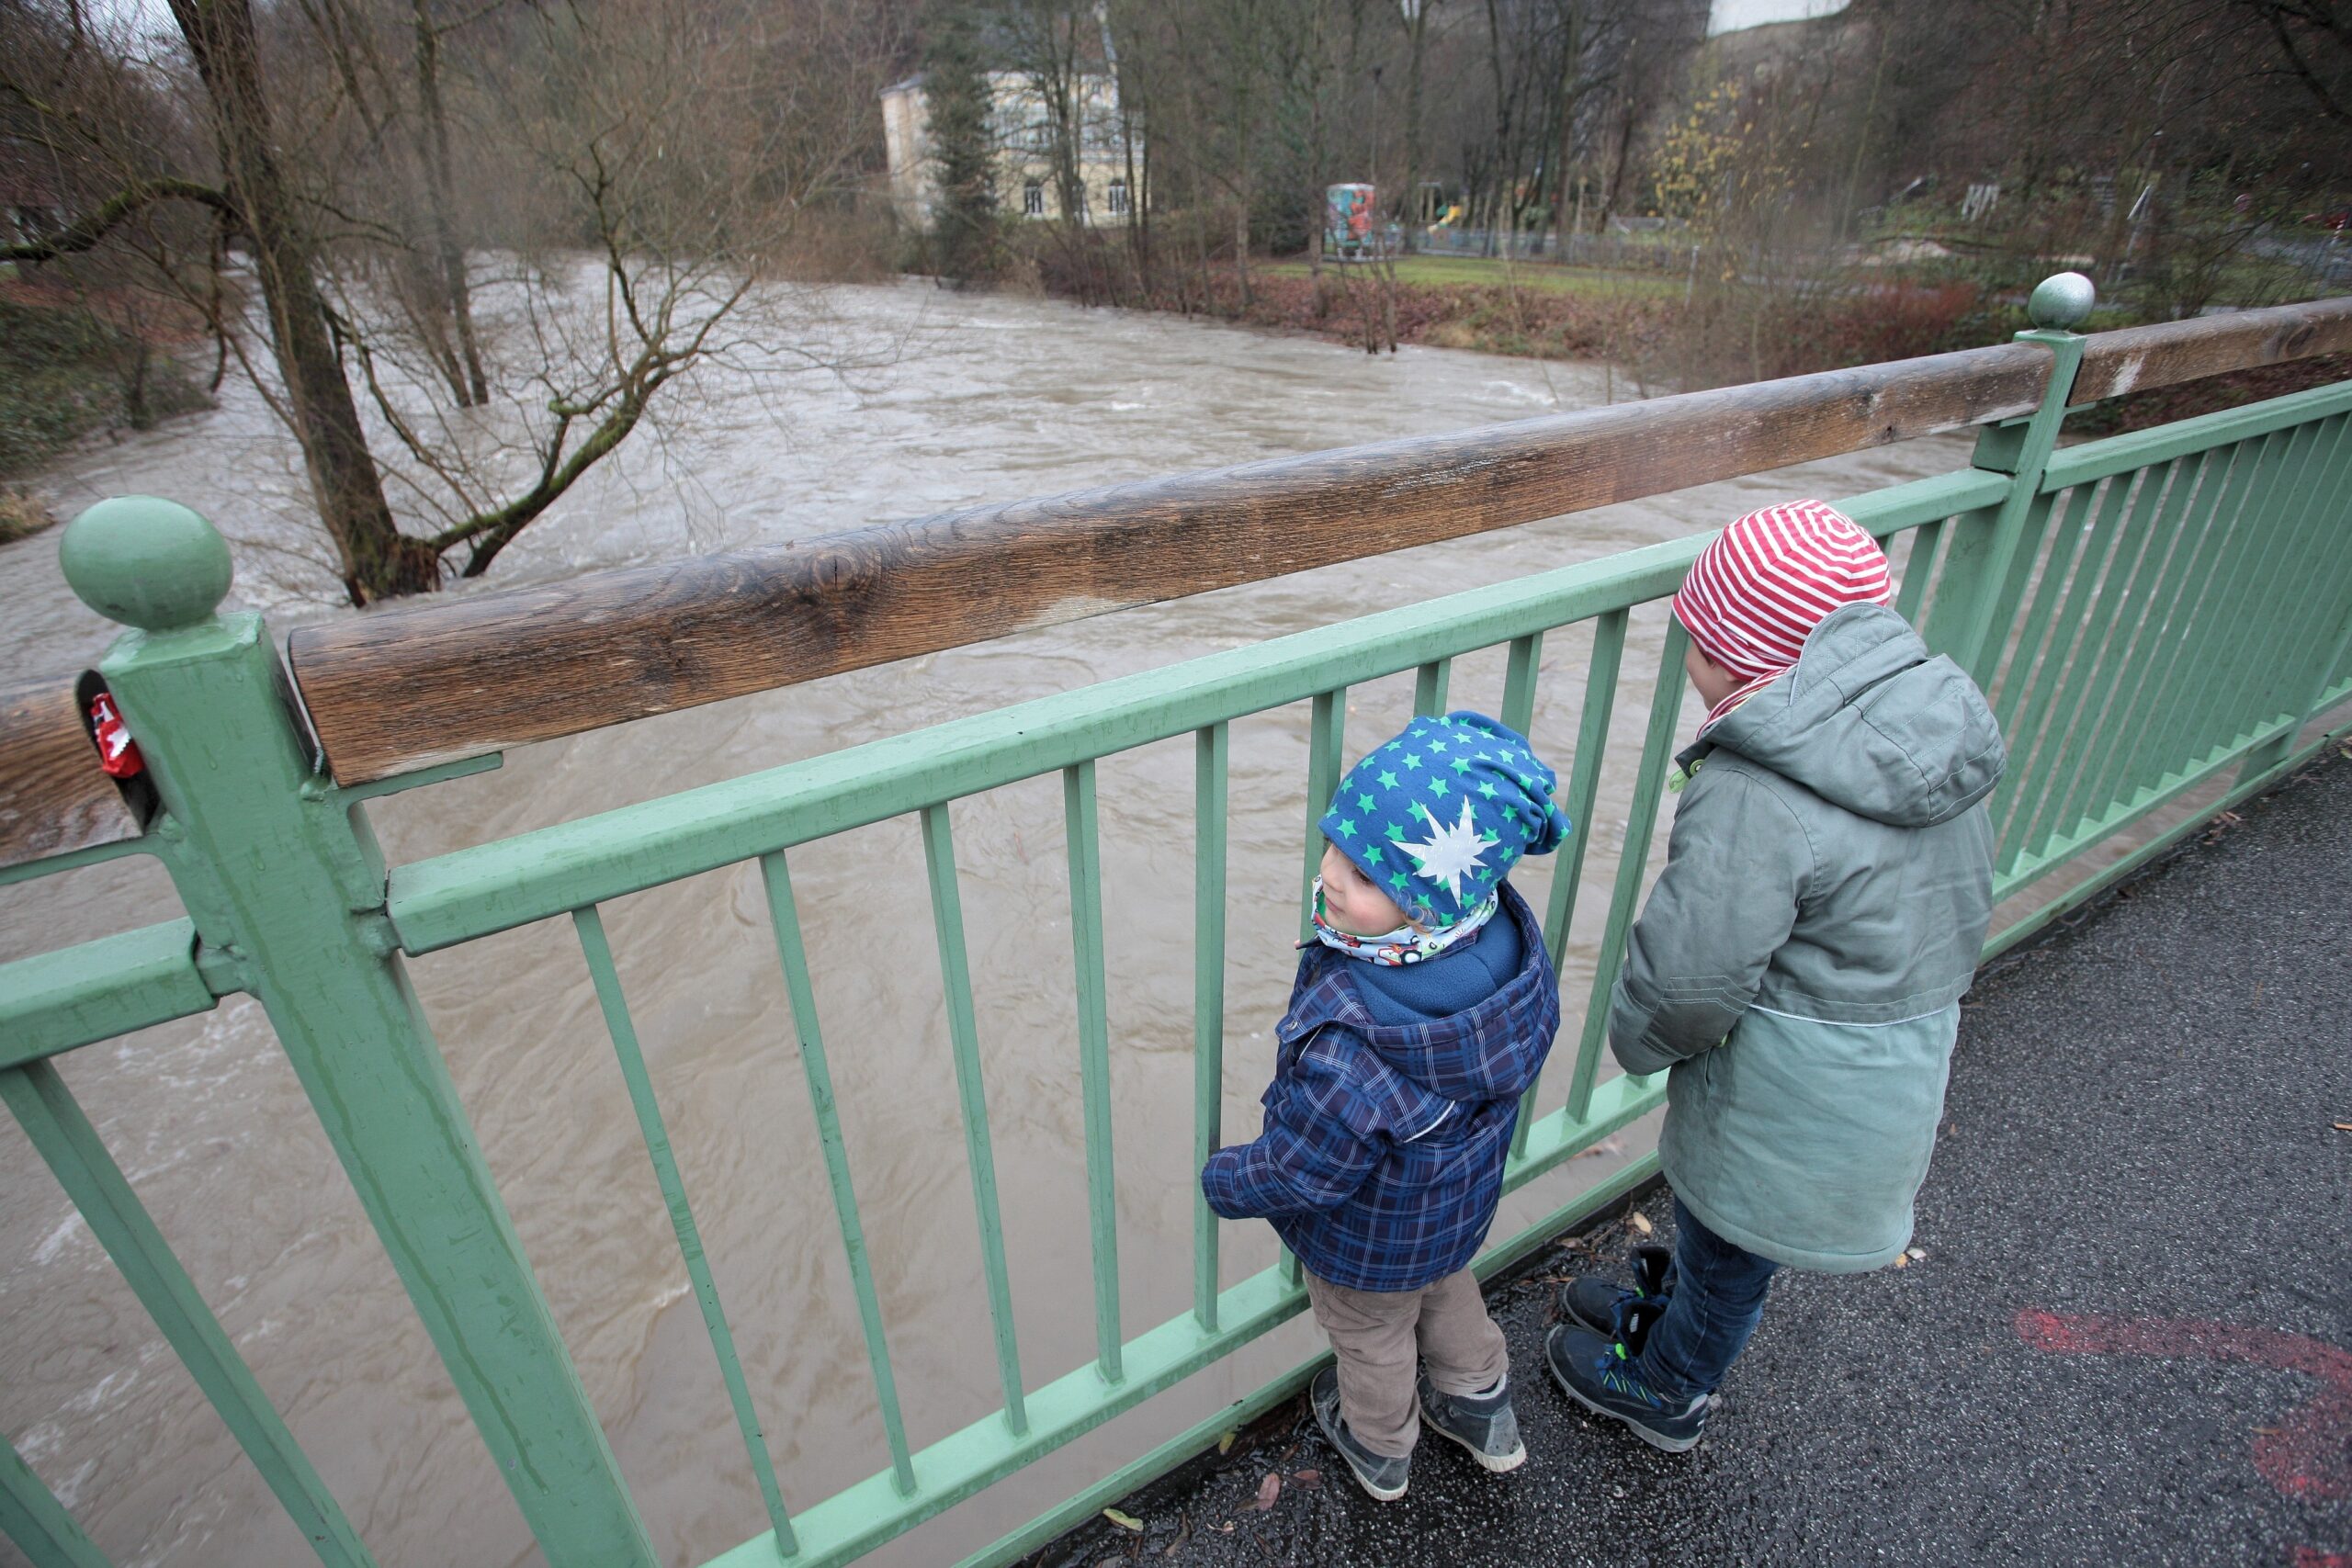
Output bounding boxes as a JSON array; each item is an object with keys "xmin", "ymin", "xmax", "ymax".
[{"xmin": 1305, "ymin": 1266, "xmax": 1510, "ymax": 1458}]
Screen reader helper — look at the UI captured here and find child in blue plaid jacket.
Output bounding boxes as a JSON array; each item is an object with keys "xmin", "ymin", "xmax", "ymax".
[{"xmin": 1201, "ymin": 711, "xmax": 1569, "ymax": 1501}]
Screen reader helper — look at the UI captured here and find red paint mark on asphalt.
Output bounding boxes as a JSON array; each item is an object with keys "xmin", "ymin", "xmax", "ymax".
[
  {"xmin": 2016, "ymin": 1309, "xmax": 2352, "ymax": 1501},
  {"xmin": 2290, "ymin": 1551, "xmax": 2349, "ymax": 1568}
]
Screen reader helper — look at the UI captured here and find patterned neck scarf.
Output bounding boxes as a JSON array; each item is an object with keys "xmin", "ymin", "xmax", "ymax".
[
  {"xmin": 1305, "ymin": 878, "xmax": 1499, "ymax": 968},
  {"xmin": 1701, "ymin": 668, "xmax": 1784, "ymax": 733}
]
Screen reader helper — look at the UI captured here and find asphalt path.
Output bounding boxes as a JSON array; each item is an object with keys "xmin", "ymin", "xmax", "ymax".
[{"xmin": 1035, "ymin": 747, "xmax": 2352, "ymax": 1568}]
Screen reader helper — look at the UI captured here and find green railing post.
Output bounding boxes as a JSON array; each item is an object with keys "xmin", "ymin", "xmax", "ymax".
[
  {"xmin": 1934, "ymin": 272, "xmax": 2096, "ymax": 684},
  {"xmin": 56, "ymin": 500, "xmax": 658, "ymax": 1568}
]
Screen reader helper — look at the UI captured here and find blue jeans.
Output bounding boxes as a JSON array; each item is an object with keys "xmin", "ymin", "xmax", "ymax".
[{"xmin": 1632, "ymin": 1198, "xmax": 1779, "ymax": 1404}]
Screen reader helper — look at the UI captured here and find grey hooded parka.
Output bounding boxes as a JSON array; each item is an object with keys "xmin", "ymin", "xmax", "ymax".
[{"xmin": 1610, "ymin": 602, "xmax": 2007, "ymax": 1272}]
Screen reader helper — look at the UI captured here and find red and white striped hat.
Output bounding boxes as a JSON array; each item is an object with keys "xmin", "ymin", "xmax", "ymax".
[{"xmin": 1671, "ymin": 499, "xmax": 1893, "ymax": 682}]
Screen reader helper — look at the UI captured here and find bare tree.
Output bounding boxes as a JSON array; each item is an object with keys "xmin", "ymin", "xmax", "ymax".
[{"xmin": 5, "ymin": 0, "xmax": 907, "ymax": 601}]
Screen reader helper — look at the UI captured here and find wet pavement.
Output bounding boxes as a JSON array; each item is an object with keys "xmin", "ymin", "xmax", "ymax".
[{"xmin": 1035, "ymin": 745, "xmax": 2352, "ymax": 1568}]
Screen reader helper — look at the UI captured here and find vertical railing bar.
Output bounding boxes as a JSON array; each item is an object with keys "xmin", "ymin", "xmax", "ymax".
[
  {"xmin": 2245, "ymin": 418, "xmax": 2352, "ymax": 767},
  {"xmin": 571, "ymin": 907, "xmax": 797, "ymax": 1558},
  {"xmin": 1989, "ymin": 487, "xmax": 2096, "ymax": 737},
  {"xmin": 1512, "ymin": 611, "xmax": 1623, "ymax": 1159},
  {"xmin": 1918, "ymin": 503, "xmax": 2003, "ymax": 659},
  {"xmin": 755, "ymin": 852, "xmax": 918, "ymax": 1495},
  {"xmin": 0, "ymin": 1064, "xmax": 376, "ymax": 1568},
  {"xmin": 1984, "ymin": 485, "xmax": 2103, "ymax": 859},
  {"xmin": 1890, "ymin": 516, "xmax": 1946, "ymax": 625},
  {"xmin": 2064, "ymin": 446, "xmax": 2225, "ymax": 820},
  {"xmin": 1953, "ymin": 319, "xmax": 2086, "ymax": 685},
  {"xmin": 1566, "ymin": 619, "xmax": 1690, "ymax": 1124},
  {"xmin": 1413, "ymin": 659, "xmax": 1453, "ymax": 717},
  {"xmin": 920, "ymin": 802, "xmax": 1030, "ymax": 1436},
  {"xmin": 1296, "ymin": 690, "xmax": 1349, "ymax": 942},
  {"xmin": 2017, "ymin": 458, "xmax": 2185, "ymax": 856},
  {"xmin": 1061, "ymin": 761, "xmax": 1124, "ymax": 1383},
  {"xmin": 2245, "ymin": 466, "xmax": 2352, "ymax": 780},
  {"xmin": 2079, "ymin": 430, "xmax": 2295, "ymax": 822},
  {"xmin": 1191, "ymin": 723, "xmax": 1228, "ymax": 1333},
  {"xmin": 2079, "ymin": 442, "xmax": 2239, "ymax": 808},
  {"xmin": 1289, "ymin": 694, "xmax": 1341, "ymax": 1285},
  {"xmin": 0, "ymin": 1429, "xmax": 111, "ymax": 1568},
  {"xmin": 2109, "ymin": 434, "xmax": 2272, "ymax": 793},
  {"xmin": 1993, "ymin": 478, "xmax": 2129, "ymax": 861},
  {"xmin": 2173, "ymin": 421, "xmax": 2342, "ymax": 757},
  {"xmin": 1499, "ymin": 633, "xmax": 1544, "ymax": 737},
  {"xmin": 2212, "ymin": 415, "xmax": 2352, "ymax": 750},
  {"xmin": 1497, "ymin": 630, "xmax": 1547, "ymax": 1161},
  {"xmin": 1976, "ymin": 489, "xmax": 2062, "ymax": 715}
]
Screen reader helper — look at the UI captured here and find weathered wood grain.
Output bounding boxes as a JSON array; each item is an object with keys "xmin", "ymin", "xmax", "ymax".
[
  {"xmin": 291, "ymin": 342, "xmax": 2062, "ymax": 783},
  {"xmin": 0, "ymin": 674, "xmax": 142, "ymax": 870},
  {"xmin": 2072, "ymin": 296, "xmax": 2352, "ymax": 403}
]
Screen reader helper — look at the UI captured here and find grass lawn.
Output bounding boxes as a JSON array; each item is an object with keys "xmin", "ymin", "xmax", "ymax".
[{"xmin": 1260, "ymin": 254, "xmax": 1680, "ymax": 299}]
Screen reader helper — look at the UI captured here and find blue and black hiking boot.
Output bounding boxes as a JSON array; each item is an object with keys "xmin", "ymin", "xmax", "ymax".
[
  {"xmin": 1558, "ymin": 1240, "xmax": 1673, "ymax": 1345},
  {"xmin": 1416, "ymin": 1370, "xmax": 1526, "ymax": 1473},
  {"xmin": 1544, "ymin": 1324, "xmax": 1713, "ymax": 1453},
  {"xmin": 1309, "ymin": 1365, "xmax": 1410, "ymax": 1501}
]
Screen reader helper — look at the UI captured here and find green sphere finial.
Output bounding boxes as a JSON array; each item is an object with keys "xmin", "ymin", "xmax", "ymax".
[
  {"xmin": 60, "ymin": 497, "xmax": 234, "ymax": 631},
  {"xmin": 2028, "ymin": 272, "xmax": 2096, "ymax": 332}
]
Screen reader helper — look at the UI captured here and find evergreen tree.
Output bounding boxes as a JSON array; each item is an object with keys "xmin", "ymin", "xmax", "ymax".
[{"xmin": 925, "ymin": 6, "xmax": 1001, "ymax": 286}]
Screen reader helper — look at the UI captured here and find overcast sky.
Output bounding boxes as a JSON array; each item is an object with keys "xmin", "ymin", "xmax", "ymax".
[{"xmin": 1709, "ymin": 0, "xmax": 1851, "ymax": 35}]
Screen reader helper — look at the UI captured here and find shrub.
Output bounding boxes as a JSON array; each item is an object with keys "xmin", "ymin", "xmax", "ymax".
[{"xmin": 0, "ymin": 296, "xmax": 212, "ymax": 478}]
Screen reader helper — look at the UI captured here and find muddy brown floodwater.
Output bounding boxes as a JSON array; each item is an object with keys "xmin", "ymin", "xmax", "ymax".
[{"xmin": 1, "ymin": 280, "xmax": 1978, "ymax": 1568}]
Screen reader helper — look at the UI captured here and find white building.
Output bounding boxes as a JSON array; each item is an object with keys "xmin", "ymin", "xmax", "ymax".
[{"xmin": 881, "ymin": 72, "xmax": 1136, "ymax": 228}]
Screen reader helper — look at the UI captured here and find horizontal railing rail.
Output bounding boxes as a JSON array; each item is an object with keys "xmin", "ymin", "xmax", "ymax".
[{"xmin": 4, "ymin": 278, "xmax": 2350, "ymax": 1568}]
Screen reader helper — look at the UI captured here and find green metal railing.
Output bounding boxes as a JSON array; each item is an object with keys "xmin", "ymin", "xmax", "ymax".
[{"xmin": 4, "ymin": 282, "xmax": 2350, "ymax": 1568}]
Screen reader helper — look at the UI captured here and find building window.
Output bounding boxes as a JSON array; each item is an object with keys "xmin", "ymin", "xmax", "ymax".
[
  {"xmin": 1106, "ymin": 179, "xmax": 1131, "ymax": 216},
  {"xmin": 1023, "ymin": 182, "xmax": 1045, "ymax": 218}
]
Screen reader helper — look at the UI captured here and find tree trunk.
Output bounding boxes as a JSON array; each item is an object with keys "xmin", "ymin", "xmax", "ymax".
[
  {"xmin": 166, "ymin": 0, "xmax": 435, "ymax": 603},
  {"xmin": 413, "ymin": 0, "xmax": 488, "ymax": 405},
  {"xmin": 1402, "ymin": 1, "xmax": 1430, "ymax": 254},
  {"xmin": 1231, "ymin": 187, "xmax": 1252, "ymax": 308},
  {"xmin": 1552, "ymin": 4, "xmax": 1582, "ymax": 254}
]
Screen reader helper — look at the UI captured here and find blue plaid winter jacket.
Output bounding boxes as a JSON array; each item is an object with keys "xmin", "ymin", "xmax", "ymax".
[{"xmin": 1199, "ymin": 882, "xmax": 1561, "ymax": 1292}]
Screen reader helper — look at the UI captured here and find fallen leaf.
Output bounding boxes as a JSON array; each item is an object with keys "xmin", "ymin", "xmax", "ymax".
[
  {"xmin": 1102, "ymin": 1507, "xmax": 1144, "ymax": 1533},
  {"xmin": 1628, "ymin": 1212, "xmax": 1655, "ymax": 1235},
  {"xmin": 1217, "ymin": 1428, "xmax": 1237, "ymax": 1455},
  {"xmin": 1891, "ymin": 1253, "xmax": 1910, "ymax": 1269},
  {"xmin": 1252, "ymin": 1472, "xmax": 1282, "ymax": 1510},
  {"xmin": 1275, "ymin": 1441, "xmax": 1298, "ymax": 1464},
  {"xmin": 1162, "ymin": 1513, "xmax": 1192, "ymax": 1556},
  {"xmin": 1291, "ymin": 1468, "xmax": 1323, "ymax": 1489}
]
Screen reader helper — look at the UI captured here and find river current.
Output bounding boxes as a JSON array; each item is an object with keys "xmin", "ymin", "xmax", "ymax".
[{"xmin": 0, "ymin": 281, "xmax": 1973, "ymax": 1567}]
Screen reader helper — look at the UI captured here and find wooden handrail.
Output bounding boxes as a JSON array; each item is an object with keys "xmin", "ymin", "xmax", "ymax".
[
  {"xmin": 0, "ymin": 675, "xmax": 141, "ymax": 871},
  {"xmin": 288, "ymin": 341, "xmax": 2058, "ymax": 783},
  {"xmin": 2072, "ymin": 295, "xmax": 2352, "ymax": 403}
]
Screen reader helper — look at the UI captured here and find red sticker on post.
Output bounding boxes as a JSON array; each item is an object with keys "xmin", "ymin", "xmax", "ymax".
[{"xmin": 89, "ymin": 694, "xmax": 145, "ymax": 778}]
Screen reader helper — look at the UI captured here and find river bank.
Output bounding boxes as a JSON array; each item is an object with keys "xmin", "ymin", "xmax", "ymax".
[{"xmin": 1023, "ymin": 248, "xmax": 2350, "ymax": 433}]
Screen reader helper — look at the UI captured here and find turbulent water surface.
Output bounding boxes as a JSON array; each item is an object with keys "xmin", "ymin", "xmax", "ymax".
[{"xmin": 1, "ymin": 281, "xmax": 1980, "ymax": 1568}]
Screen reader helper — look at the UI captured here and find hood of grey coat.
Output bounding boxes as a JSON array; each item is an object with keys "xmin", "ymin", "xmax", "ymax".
[{"xmin": 1696, "ymin": 603, "xmax": 2007, "ymax": 827}]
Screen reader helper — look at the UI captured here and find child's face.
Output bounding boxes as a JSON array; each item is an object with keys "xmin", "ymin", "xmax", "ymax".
[
  {"xmin": 1319, "ymin": 840, "xmax": 1411, "ymax": 936},
  {"xmin": 1684, "ymin": 641, "xmax": 1745, "ymax": 709}
]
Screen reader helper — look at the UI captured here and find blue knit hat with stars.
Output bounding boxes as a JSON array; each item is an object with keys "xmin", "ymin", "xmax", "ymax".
[{"xmin": 1318, "ymin": 710, "xmax": 1570, "ymax": 927}]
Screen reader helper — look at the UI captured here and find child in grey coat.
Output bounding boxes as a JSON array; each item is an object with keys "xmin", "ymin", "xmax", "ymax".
[{"xmin": 1547, "ymin": 499, "xmax": 2007, "ymax": 1452}]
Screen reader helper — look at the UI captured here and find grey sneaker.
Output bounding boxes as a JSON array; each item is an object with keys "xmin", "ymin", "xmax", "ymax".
[
  {"xmin": 1417, "ymin": 1370, "xmax": 1526, "ymax": 1472},
  {"xmin": 1309, "ymin": 1365, "xmax": 1410, "ymax": 1501}
]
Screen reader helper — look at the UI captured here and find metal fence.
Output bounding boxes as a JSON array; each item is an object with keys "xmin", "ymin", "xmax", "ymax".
[{"xmin": 3, "ymin": 281, "xmax": 2349, "ymax": 1568}]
